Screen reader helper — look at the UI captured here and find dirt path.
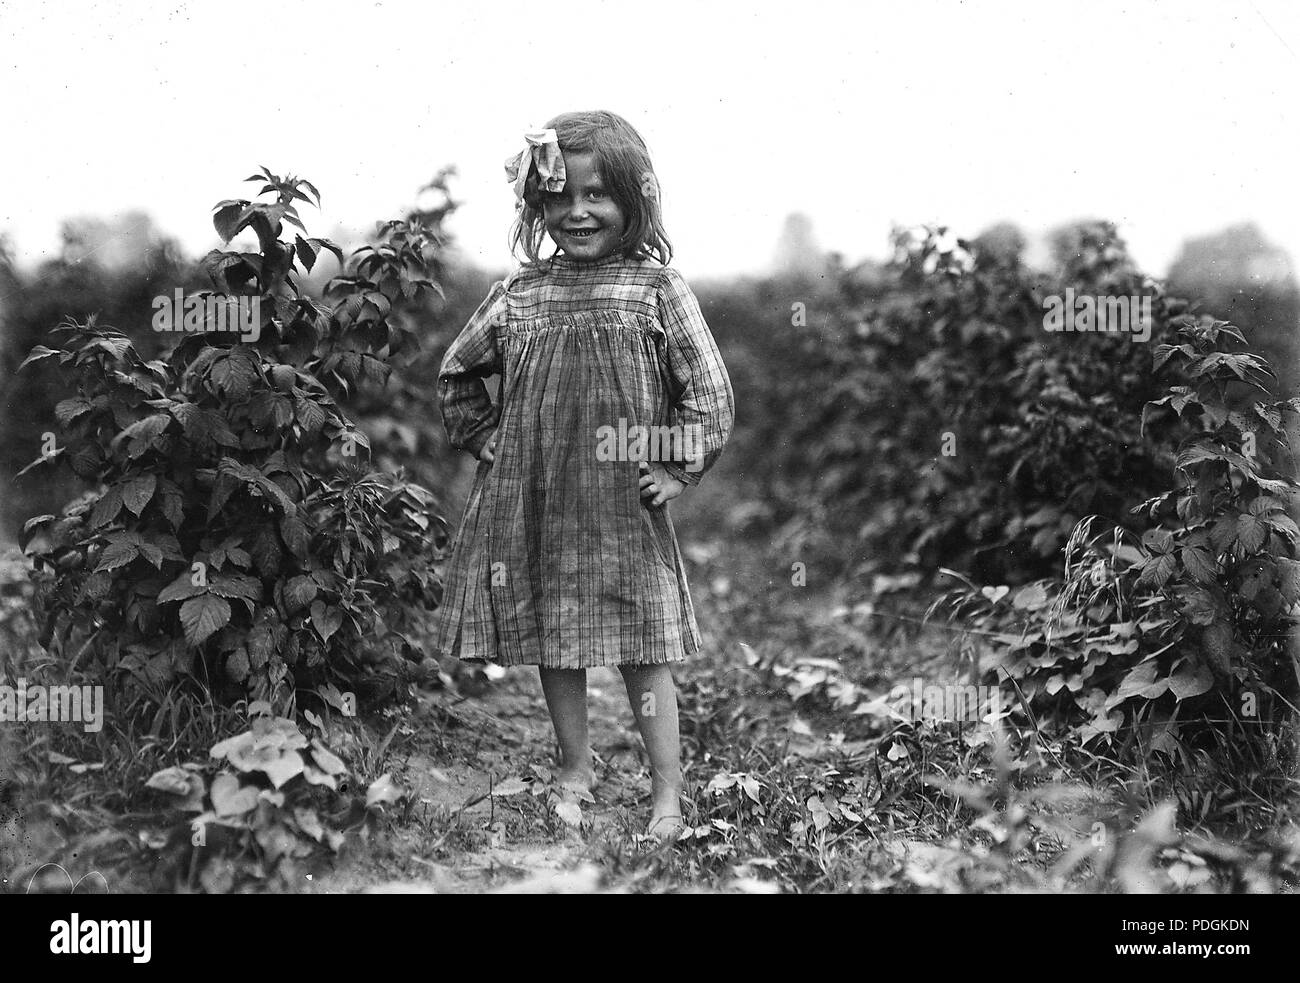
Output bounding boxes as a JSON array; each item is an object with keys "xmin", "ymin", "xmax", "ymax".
[
  {"xmin": 309, "ymin": 456, "xmax": 1003, "ymax": 894},
  {"xmin": 306, "ymin": 665, "xmax": 671, "ymax": 893},
  {"xmin": 311, "ymin": 457, "xmax": 836, "ymax": 893}
]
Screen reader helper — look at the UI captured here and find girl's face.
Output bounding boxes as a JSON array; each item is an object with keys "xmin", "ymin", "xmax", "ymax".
[{"xmin": 542, "ymin": 151, "xmax": 626, "ymax": 262}]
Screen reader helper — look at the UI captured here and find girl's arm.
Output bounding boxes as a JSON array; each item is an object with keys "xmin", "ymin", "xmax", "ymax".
[
  {"xmin": 655, "ymin": 268, "xmax": 736, "ymax": 485},
  {"xmin": 437, "ymin": 281, "xmax": 507, "ymax": 460}
]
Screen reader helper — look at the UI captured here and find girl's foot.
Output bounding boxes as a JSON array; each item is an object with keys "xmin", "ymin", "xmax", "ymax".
[
  {"xmin": 646, "ymin": 813, "xmax": 684, "ymax": 841},
  {"xmin": 556, "ymin": 767, "xmax": 596, "ymax": 796},
  {"xmin": 647, "ymin": 787, "xmax": 685, "ymax": 840}
]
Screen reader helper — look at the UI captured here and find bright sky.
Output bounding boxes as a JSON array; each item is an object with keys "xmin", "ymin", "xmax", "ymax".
[{"xmin": 1, "ymin": 0, "xmax": 1297, "ymax": 280}]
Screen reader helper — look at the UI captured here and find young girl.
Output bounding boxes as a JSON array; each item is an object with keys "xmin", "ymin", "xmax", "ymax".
[{"xmin": 429, "ymin": 111, "xmax": 735, "ymax": 839}]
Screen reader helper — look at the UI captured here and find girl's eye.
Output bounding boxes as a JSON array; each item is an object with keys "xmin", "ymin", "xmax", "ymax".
[{"xmin": 588, "ymin": 191, "xmax": 606, "ymax": 201}]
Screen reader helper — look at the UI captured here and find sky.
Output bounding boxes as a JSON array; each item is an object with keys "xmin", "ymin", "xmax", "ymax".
[{"xmin": 1, "ymin": 0, "xmax": 1298, "ymax": 281}]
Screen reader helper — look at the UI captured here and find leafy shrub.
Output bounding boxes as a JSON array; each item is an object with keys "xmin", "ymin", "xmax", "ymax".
[
  {"xmin": 0, "ymin": 218, "xmax": 191, "ymax": 537},
  {"xmin": 488, "ymin": 765, "xmax": 597, "ymax": 831},
  {"xmin": 18, "ymin": 169, "xmax": 448, "ymax": 724},
  {"xmin": 767, "ymin": 222, "xmax": 1191, "ymax": 584},
  {"xmin": 144, "ymin": 704, "xmax": 407, "ymax": 892},
  {"xmin": 930, "ymin": 313, "xmax": 1299, "ymax": 773},
  {"xmin": 340, "ymin": 170, "xmax": 492, "ymax": 494}
]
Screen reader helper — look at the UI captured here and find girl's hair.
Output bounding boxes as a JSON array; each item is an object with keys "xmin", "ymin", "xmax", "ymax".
[{"xmin": 508, "ymin": 110, "xmax": 673, "ymax": 266}]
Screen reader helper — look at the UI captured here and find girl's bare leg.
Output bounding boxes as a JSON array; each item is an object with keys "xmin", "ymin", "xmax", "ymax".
[
  {"xmin": 538, "ymin": 667, "xmax": 593, "ymax": 791},
  {"xmin": 619, "ymin": 663, "xmax": 684, "ymax": 838}
]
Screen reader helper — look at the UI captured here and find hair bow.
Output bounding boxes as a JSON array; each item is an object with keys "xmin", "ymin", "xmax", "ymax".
[{"xmin": 504, "ymin": 129, "xmax": 567, "ymax": 202}]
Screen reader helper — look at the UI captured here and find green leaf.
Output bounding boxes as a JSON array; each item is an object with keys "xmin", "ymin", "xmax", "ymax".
[
  {"xmin": 309, "ymin": 237, "xmax": 345, "ymax": 266},
  {"xmin": 226, "ymin": 647, "xmax": 250, "ymax": 683},
  {"xmin": 1175, "ymin": 442, "xmax": 1223, "ymax": 471},
  {"xmin": 1012, "ymin": 583, "xmax": 1049, "ymax": 610},
  {"xmin": 1140, "ymin": 528, "xmax": 1175, "ymax": 554},
  {"xmin": 310, "ymin": 601, "xmax": 343, "ymax": 644},
  {"xmin": 115, "ymin": 413, "xmax": 172, "ymax": 458},
  {"xmin": 1247, "ymin": 496, "xmax": 1285, "ymax": 516},
  {"xmin": 490, "ymin": 777, "xmax": 529, "ymax": 797},
  {"xmin": 157, "ymin": 570, "xmax": 208, "ymax": 604},
  {"xmin": 90, "ymin": 484, "xmax": 124, "ymax": 528},
  {"xmin": 294, "ymin": 807, "xmax": 325, "ymax": 843},
  {"xmin": 365, "ymin": 773, "xmax": 405, "ymax": 808},
  {"xmin": 19, "ymin": 514, "xmax": 56, "ymax": 551},
  {"xmin": 209, "ymin": 349, "xmax": 262, "ymax": 399},
  {"xmin": 246, "ymin": 626, "xmax": 276, "ymax": 670},
  {"xmin": 54, "ymin": 397, "xmax": 94, "ymax": 426},
  {"xmin": 1179, "ymin": 546, "xmax": 1217, "ymax": 583},
  {"xmin": 207, "ymin": 473, "xmax": 240, "ymax": 518},
  {"xmin": 553, "ymin": 799, "xmax": 583, "ymax": 827},
  {"xmin": 280, "ymin": 515, "xmax": 310, "ymax": 558},
  {"xmin": 1168, "ymin": 662, "xmax": 1213, "ymax": 700},
  {"xmin": 1202, "ymin": 622, "xmax": 1232, "ymax": 674},
  {"xmin": 180, "ymin": 594, "xmax": 232, "ymax": 646},
  {"xmin": 1277, "ymin": 557, "xmax": 1300, "ymax": 604},
  {"xmin": 213, "ymin": 201, "xmax": 251, "ymax": 243},
  {"xmin": 261, "ymin": 749, "xmax": 306, "ymax": 790},
  {"xmin": 1177, "ymin": 586, "xmax": 1219, "ymax": 626},
  {"xmin": 1264, "ymin": 512, "xmax": 1299, "ymax": 543},
  {"xmin": 76, "ymin": 572, "xmax": 113, "ymax": 604},
  {"xmin": 19, "ymin": 345, "xmax": 60, "ymax": 371},
  {"xmin": 145, "ymin": 766, "xmax": 193, "ymax": 796},
  {"xmin": 282, "ymin": 575, "xmax": 317, "ymax": 612},
  {"xmin": 1209, "ymin": 515, "xmax": 1239, "ymax": 552},
  {"xmin": 309, "ymin": 739, "xmax": 347, "ymax": 776},
  {"xmin": 1236, "ymin": 513, "xmax": 1269, "ymax": 553},
  {"xmin": 254, "ymin": 473, "xmax": 296, "ymax": 515},
  {"xmin": 294, "ymin": 235, "xmax": 317, "ymax": 272},
  {"xmin": 1251, "ymin": 585, "xmax": 1285, "ymax": 617},
  {"xmin": 121, "ymin": 474, "xmax": 157, "ymax": 516},
  {"xmin": 210, "ymin": 731, "xmax": 254, "ymax": 763},
  {"xmin": 1253, "ymin": 401, "xmax": 1283, "ymax": 431},
  {"xmin": 209, "ymin": 573, "xmax": 263, "ymax": 603},
  {"xmin": 1105, "ymin": 659, "xmax": 1169, "ymax": 709},
  {"xmin": 180, "ymin": 406, "xmax": 241, "ymax": 449},
  {"xmin": 16, "ymin": 450, "xmax": 58, "ymax": 478},
  {"xmin": 1152, "ymin": 344, "xmax": 1192, "ymax": 372},
  {"xmin": 1136, "ymin": 552, "xmax": 1177, "ymax": 589},
  {"xmin": 249, "ymin": 525, "xmax": 283, "ymax": 575},
  {"xmin": 211, "ymin": 773, "xmax": 260, "ymax": 816},
  {"xmin": 302, "ymin": 765, "xmax": 338, "ymax": 791},
  {"xmin": 1255, "ymin": 477, "xmax": 1294, "ymax": 498},
  {"xmin": 95, "ymin": 541, "xmax": 140, "ymax": 572},
  {"xmin": 295, "ymin": 397, "xmax": 328, "ymax": 433}
]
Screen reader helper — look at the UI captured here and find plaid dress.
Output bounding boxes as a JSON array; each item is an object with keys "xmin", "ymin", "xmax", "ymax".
[{"xmin": 429, "ymin": 252, "xmax": 735, "ymax": 668}]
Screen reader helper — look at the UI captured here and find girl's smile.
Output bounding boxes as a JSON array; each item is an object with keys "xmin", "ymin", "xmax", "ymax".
[{"xmin": 542, "ymin": 151, "xmax": 626, "ymax": 262}]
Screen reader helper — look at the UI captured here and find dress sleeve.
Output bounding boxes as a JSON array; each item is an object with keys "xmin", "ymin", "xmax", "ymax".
[
  {"xmin": 437, "ymin": 280, "xmax": 507, "ymax": 459},
  {"xmin": 655, "ymin": 268, "xmax": 736, "ymax": 486}
]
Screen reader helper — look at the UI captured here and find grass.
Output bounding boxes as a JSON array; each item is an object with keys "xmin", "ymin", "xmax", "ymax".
[{"xmin": 3, "ymin": 504, "xmax": 1300, "ymax": 892}]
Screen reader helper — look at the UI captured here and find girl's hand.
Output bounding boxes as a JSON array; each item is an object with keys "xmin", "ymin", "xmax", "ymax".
[
  {"xmin": 477, "ymin": 430, "xmax": 498, "ymax": 464},
  {"xmin": 638, "ymin": 460, "xmax": 685, "ymax": 508}
]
